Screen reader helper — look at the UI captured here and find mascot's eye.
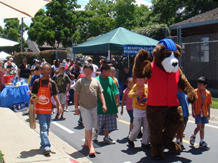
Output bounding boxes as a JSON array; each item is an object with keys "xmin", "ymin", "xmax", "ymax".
[
  {"xmin": 174, "ymin": 53, "xmax": 179, "ymax": 58},
  {"xmin": 164, "ymin": 53, "xmax": 171, "ymax": 57}
]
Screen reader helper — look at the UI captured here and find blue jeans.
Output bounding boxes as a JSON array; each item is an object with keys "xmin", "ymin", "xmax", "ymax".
[{"xmin": 38, "ymin": 114, "xmax": 51, "ymax": 151}]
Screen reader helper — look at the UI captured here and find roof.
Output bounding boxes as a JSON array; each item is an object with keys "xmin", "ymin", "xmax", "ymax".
[
  {"xmin": 73, "ymin": 27, "xmax": 158, "ymax": 54},
  {"xmin": 170, "ymin": 7, "xmax": 218, "ymax": 30}
]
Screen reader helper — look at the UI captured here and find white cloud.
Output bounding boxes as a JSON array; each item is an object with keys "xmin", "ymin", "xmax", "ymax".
[
  {"xmin": 135, "ymin": 0, "xmax": 152, "ymax": 7},
  {"xmin": 75, "ymin": 6, "xmax": 85, "ymax": 11}
]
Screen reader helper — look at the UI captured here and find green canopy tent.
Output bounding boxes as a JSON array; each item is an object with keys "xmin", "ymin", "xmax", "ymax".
[{"xmin": 73, "ymin": 27, "xmax": 158, "ymax": 60}]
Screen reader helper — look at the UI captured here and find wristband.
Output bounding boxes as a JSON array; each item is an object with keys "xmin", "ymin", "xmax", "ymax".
[{"xmin": 75, "ymin": 108, "xmax": 79, "ymax": 110}]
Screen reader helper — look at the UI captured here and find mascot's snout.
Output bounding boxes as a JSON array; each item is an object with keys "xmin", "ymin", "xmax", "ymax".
[
  {"xmin": 162, "ymin": 52, "xmax": 179, "ymax": 73},
  {"xmin": 159, "ymin": 39, "xmax": 180, "ymax": 73}
]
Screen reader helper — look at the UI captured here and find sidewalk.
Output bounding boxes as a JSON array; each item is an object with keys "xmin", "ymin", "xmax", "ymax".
[{"xmin": 0, "ymin": 107, "xmax": 92, "ymax": 163}]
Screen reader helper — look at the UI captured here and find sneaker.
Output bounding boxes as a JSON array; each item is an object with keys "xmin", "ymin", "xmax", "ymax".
[
  {"xmin": 199, "ymin": 141, "xmax": 210, "ymax": 150},
  {"xmin": 93, "ymin": 129, "xmax": 98, "ymax": 141},
  {"xmin": 190, "ymin": 135, "xmax": 196, "ymax": 146},
  {"xmin": 128, "ymin": 137, "xmax": 135, "ymax": 147},
  {"xmin": 43, "ymin": 148, "xmax": 51, "ymax": 156},
  {"xmin": 104, "ymin": 136, "xmax": 116, "ymax": 144},
  {"xmin": 141, "ymin": 143, "xmax": 151, "ymax": 149}
]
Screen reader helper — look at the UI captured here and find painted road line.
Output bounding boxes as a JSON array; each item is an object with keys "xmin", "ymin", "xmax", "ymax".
[
  {"xmin": 118, "ymin": 119, "xmax": 199, "ymax": 145},
  {"xmin": 188, "ymin": 120, "xmax": 218, "ymax": 129},
  {"xmin": 118, "ymin": 119, "xmax": 130, "ymax": 125},
  {"xmin": 52, "ymin": 122, "xmax": 74, "ymax": 134},
  {"xmin": 124, "ymin": 161, "xmax": 132, "ymax": 163}
]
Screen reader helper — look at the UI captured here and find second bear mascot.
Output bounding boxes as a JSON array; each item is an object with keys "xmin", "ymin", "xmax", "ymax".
[{"xmin": 132, "ymin": 39, "xmax": 197, "ymax": 160}]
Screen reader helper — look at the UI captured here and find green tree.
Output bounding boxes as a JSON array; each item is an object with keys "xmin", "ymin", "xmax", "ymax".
[
  {"xmin": 0, "ymin": 18, "xmax": 28, "ymax": 53},
  {"xmin": 134, "ymin": 4, "xmax": 151, "ymax": 27},
  {"xmin": 73, "ymin": 0, "xmax": 115, "ymax": 44},
  {"xmin": 150, "ymin": 0, "xmax": 218, "ymax": 26},
  {"xmin": 28, "ymin": 0, "xmax": 80, "ymax": 48},
  {"xmin": 114, "ymin": 0, "xmax": 136, "ymax": 29}
]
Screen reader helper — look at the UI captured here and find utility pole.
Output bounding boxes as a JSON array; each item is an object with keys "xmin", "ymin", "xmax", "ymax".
[{"xmin": 21, "ymin": 17, "xmax": 23, "ymax": 52}]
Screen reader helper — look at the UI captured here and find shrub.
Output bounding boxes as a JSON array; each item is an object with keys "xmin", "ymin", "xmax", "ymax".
[
  {"xmin": 132, "ymin": 24, "xmax": 170, "ymax": 41},
  {"xmin": 13, "ymin": 50, "xmax": 67, "ymax": 66}
]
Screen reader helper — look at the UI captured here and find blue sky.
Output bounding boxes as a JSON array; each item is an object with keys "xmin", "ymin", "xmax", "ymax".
[{"xmin": 77, "ymin": 0, "xmax": 152, "ymax": 8}]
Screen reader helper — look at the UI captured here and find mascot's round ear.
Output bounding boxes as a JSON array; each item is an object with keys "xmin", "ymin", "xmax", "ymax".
[
  {"xmin": 152, "ymin": 44, "xmax": 165, "ymax": 58},
  {"xmin": 175, "ymin": 44, "xmax": 182, "ymax": 57}
]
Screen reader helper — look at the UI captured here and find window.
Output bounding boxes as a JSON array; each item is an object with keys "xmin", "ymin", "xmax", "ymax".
[{"xmin": 190, "ymin": 37, "xmax": 209, "ymax": 62}]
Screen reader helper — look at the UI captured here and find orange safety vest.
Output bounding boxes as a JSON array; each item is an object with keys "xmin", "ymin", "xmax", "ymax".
[{"xmin": 36, "ymin": 78, "xmax": 53, "ymax": 114}]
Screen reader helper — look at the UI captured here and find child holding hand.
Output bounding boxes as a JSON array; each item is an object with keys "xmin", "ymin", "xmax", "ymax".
[
  {"xmin": 121, "ymin": 77, "xmax": 134, "ymax": 135},
  {"xmin": 127, "ymin": 78, "xmax": 150, "ymax": 149}
]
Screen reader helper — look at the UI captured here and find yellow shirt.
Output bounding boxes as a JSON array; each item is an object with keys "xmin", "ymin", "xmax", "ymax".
[
  {"xmin": 128, "ymin": 84, "xmax": 148, "ymax": 110},
  {"xmin": 28, "ymin": 75, "xmax": 32, "ymax": 85}
]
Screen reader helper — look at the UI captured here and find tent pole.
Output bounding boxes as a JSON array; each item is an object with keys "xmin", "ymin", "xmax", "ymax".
[
  {"xmin": 128, "ymin": 54, "xmax": 130, "ymax": 68},
  {"xmin": 108, "ymin": 44, "xmax": 110, "ymax": 61},
  {"xmin": 72, "ymin": 38, "xmax": 74, "ymax": 60},
  {"xmin": 21, "ymin": 17, "xmax": 23, "ymax": 52}
]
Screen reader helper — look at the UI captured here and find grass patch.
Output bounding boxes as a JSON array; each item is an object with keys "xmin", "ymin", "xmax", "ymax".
[
  {"xmin": 0, "ymin": 151, "xmax": 4, "ymax": 163},
  {"xmin": 211, "ymin": 98, "xmax": 218, "ymax": 109}
]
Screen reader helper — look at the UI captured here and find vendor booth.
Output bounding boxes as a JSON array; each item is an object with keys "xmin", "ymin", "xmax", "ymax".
[{"xmin": 0, "ymin": 81, "xmax": 30, "ymax": 110}]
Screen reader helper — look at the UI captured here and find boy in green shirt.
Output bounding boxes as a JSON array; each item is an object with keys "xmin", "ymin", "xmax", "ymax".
[{"xmin": 95, "ymin": 64, "xmax": 120, "ymax": 144}]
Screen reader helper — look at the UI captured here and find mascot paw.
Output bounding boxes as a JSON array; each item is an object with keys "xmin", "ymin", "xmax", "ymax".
[
  {"xmin": 151, "ymin": 146, "xmax": 165, "ymax": 160},
  {"xmin": 133, "ymin": 49, "xmax": 150, "ymax": 78},
  {"xmin": 187, "ymin": 90, "xmax": 198, "ymax": 103}
]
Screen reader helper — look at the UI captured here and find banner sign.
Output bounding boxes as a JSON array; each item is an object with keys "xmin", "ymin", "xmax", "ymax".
[{"xmin": 123, "ymin": 45, "xmax": 155, "ymax": 56}]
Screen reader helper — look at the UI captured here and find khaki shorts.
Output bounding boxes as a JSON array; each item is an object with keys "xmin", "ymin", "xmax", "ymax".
[
  {"xmin": 58, "ymin": 93, "xmax": 66, "ymax": 105},
  {"xmin": 80, "ymin": 106, "xmax": 98, "ymax": 130}
]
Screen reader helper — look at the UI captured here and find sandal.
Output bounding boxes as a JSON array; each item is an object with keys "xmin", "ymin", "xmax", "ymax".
[
  {"xmin": 89, "ymin": 151, "xmax": 96, "ymax": 158},
  {"xmin": 55, "ymin": 113, "xmax": 59, "ymax": 120}
]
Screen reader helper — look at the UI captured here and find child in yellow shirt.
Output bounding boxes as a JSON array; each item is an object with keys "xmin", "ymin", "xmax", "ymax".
[{"xmin": 127, "ymin": 78, "xmax": 150, "ymax": 149}]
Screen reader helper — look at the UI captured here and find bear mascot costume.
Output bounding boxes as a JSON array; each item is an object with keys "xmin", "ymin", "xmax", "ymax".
[{"xmin": 132, "ymin": 39, "xmax": 198, "ymax": 160}]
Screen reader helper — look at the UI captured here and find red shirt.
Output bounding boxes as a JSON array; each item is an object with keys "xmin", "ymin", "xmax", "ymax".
[{"xmin": 147, "ymin": 62, "xmax": 180, "ymax": 107}]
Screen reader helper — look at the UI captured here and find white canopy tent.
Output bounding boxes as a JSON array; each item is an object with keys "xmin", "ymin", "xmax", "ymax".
[
  {"xmin": 0, "ymin": 0, "xmax": 51, "ymax": 51},
  {"xmin": 0, "ymin": 51, "xmax": 11, "ymax": 60},
  {"xmin": 0, "ymin": 38, "xmax": 19, "ymax": 47},
  {"xmin": 0, "ymin": 0, "xmax": 51, "ymax": 18}
]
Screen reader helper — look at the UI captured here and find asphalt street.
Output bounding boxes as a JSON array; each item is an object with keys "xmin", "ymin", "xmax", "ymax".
[{"xmin": 33, "ymin": 105, "xmax": 218, "ymax": 163}]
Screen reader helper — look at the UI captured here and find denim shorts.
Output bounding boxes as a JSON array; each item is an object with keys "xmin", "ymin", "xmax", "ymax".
[
  {"xmin": 195, "ymin": 115, "xmax": 209, "ymax": 124},
  {"xmin": 127, "ymin": 110, "xmax": 134, "ymax": 124}
]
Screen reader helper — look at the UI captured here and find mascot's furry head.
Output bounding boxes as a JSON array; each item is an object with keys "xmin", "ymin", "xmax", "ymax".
[
  {"xmin": 153, "ymin": 39, "xmax": 182, "ymax": 73},
  {"xmin": 133, "ymin": 39, "xmax": 182, "ymax": 79}
]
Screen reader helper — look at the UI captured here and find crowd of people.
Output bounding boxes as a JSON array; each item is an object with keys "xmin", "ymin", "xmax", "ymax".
[{"xmin": 0, "ymin": 56, "xmax": 212, "ymax": 158}]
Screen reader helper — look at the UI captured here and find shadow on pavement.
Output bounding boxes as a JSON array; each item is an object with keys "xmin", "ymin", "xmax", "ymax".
[
  {"xmin": 136, "ymin": 150, "xmax": 192, "ymax": 163},
  {"xmin": 93, "ymin": 140, "xmax": 115, "ymax": 148},
  {"xmin": 185, "ymin": 146, "xmax": 210, "ymax": 155},
  {"xmin": 19, "ymin": 149, "xmax": 43, "ymax": 158},
  {"xmin": 74, "ymin": 125, "xmax": 84, "ymax": 130},
  {"xmin": 117, "ymin": 137, "xmax": 128, "ymax": 144},
  {"xmin": 70, "ymin": 146, "xmax": 101, "ymax": 159}
]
